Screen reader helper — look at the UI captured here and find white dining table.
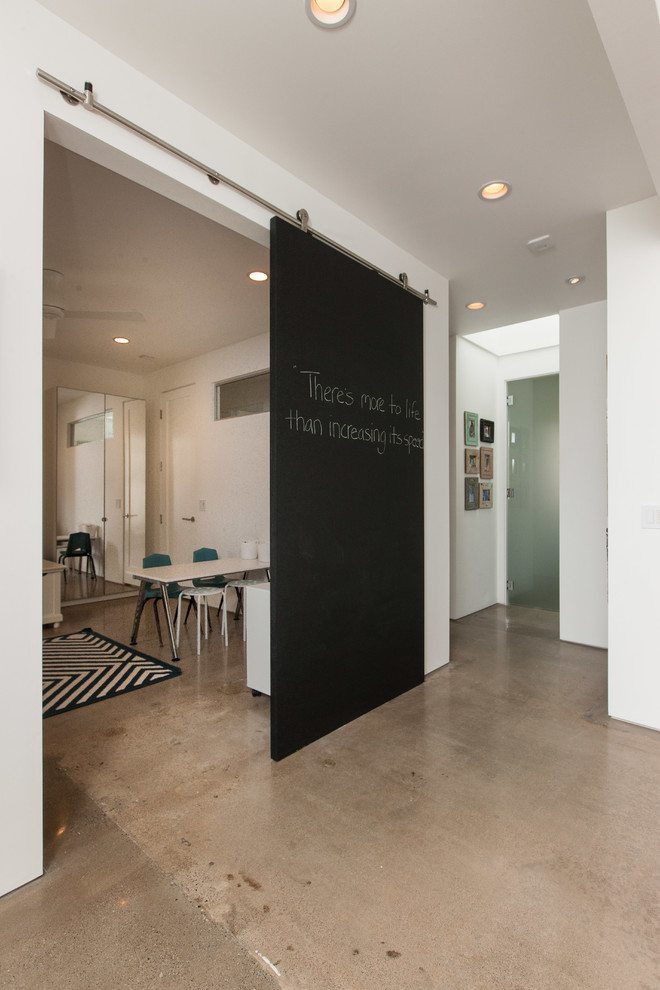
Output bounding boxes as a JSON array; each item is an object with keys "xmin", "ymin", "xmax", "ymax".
[{"xmin": 130, "ymin": 557, "xmax": 269, "ymax": 660}]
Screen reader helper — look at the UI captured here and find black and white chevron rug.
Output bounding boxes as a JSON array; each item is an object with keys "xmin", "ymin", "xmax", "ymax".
[{"xmin": 42, "ymin": 628, "xmax": 181, "ymax": 718}]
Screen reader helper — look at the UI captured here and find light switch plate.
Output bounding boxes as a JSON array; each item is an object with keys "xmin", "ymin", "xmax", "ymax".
[{"xmin": 641, "ymin": 505, "xmax": 660, "ymax": 529}]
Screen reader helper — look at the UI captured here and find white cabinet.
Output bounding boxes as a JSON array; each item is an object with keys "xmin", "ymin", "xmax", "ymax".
[
  {"xmin": 246, "ymin": 583, "xmax": 270, "ymax": 696},
  {"xmin": 42, "ymin": 559, "xmax": 65, "ymax": 627}
]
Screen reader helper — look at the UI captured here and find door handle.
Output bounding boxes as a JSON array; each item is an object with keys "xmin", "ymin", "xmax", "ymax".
[
  {"xmin": 124, "ymin": 513, "xmax": 137, "ymax": 518},
  {"xmin": 182, "ymin": 516, "xmax": 196, "ymax": 522}
]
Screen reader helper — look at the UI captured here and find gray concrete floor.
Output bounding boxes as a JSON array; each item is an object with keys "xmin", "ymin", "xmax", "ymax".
[{"xmin": 1, "ymin": 601, "xmax": 658, "ymax": 989}]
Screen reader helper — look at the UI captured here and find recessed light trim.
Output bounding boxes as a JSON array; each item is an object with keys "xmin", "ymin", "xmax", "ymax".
[
  {"xmin": 478, "ymin": 181, "xmax": 511, "ymax": 202},
  {"xmin": 248, "ymin": 271, "xmax": 269, "ymax": 282},
  {"xmin": 306, "ymin": 0, "xmax": 356, "ymax": 29},
  {"xmin": 466, "ymin": 301, "xmax": 486, "ymax": 310},
  {"xmin": 114, "ymin": 336, "xmax": 130, "ymax": 344},
  {"xmin": 566, "ymin": 275, "xmax": 585, "ymax": 285}
]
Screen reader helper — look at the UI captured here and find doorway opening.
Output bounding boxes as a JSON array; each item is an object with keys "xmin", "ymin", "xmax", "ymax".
[{"xmin": 42, "ymin": 136, "xmax": 270, "ymax": 605}]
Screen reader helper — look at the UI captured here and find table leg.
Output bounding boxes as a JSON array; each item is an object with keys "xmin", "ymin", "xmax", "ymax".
[
  {"xmin": 130, "ymin": 580, "xmax": 148, "ymax": 645},
  {"xmin": 161, "ymin": 590, "xmax": 180, "ymax": 662}
]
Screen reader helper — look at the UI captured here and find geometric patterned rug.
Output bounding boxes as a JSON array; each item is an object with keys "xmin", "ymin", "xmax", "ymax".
[{"xmin": 42, "ymin": 628, "xmax": 182, "ymax": 718}]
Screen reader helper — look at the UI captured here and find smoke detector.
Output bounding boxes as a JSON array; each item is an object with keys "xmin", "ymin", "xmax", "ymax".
[{"xmin": 527, "ymin": 235, "xmax": 553, "ymax": 254}]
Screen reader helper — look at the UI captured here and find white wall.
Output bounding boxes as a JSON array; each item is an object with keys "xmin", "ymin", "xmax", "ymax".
[
  {"xmin": 559, "ymin": 302, "xmax": 608, "ymax": 648},
  {"xmin": 451, "ymin": 336, "xmax": 499, "ymax": 618},
  {"xmin": 607, "ymin": 196, "xmax": 660, "ymax": 730},
  {"xmin": 1, "ymin": 0, "xmax": 449, "ymax": 896},
  {"xmin": 0, "ymin": 3, "xmax": 44, "ymax": 899},
  {"xmin": 497, "ymin": 347, "xmax": 560, "ymax": 383},
  {"xmin": 147, "ymin": 333, "xmax": 270, "ymax": 565}
]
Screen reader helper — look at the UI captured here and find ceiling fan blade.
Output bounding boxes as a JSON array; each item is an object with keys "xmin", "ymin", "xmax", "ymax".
[{"xmin": 64, "ymin": 310, "xmax": 146, "ymax": 322}]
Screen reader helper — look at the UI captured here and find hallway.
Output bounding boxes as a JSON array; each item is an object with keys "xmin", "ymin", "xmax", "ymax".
[{"xmin": 1, "ymin": 602, "xmax": 657, "ymax": 989}]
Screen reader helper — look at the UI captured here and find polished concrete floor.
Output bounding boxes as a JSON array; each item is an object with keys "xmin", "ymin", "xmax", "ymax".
[{"xmin": 1, "ymin": 601, "xmax": 658, "ymax": 989}]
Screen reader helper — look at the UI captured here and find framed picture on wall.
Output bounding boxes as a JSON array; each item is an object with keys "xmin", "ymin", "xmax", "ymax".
[
  {"xmin": 465, "ymin": 448, "xmax": 479, "ymax": 474},
  {"xmin": 464, "ymin": 411, "xmax": 478, "ymax": 446},
  {"xmin": 479, "ymin": 482, "xmax": 493, "ymax": 508},
  {"xmin": 480, "ymin": 446, "xmax": 493, "ymax": 479},
  {"xmin": 465, "ymin": 476, "xmax": 479, "ymax": 510},
  {"xmin": 480, "ymin": 418, "xmax": 494, "ymax": 443}
]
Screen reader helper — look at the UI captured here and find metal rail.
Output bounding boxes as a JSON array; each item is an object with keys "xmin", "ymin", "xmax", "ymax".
[{"xmin": 37, "ymin": 69, "xmax": 437, "ymax": 306}]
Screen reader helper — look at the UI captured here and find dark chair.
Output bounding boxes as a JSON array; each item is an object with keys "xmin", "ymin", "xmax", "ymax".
[
  {"xmin": 58, "ymin": 531, "xmax": 96, "ymax": 581},
  {"xmin": 131, "ymin": 553, "xmax": 185, "ymax": 646}
]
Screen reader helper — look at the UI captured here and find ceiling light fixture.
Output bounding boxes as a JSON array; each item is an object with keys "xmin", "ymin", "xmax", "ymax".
[
  {"xmin": 478, "ymin": 181, "xmax": 511, "ymax": 202},
  {"xmin": 306, "ymin": 0, "xmax": 357, "ymax": 29},
  {"xmin": 114, "ymin": 336, "xmax": 130, "ymax": 344},
  {"xmin": 466, "ymin": 301, "xmax": 485, "ymax": 310},
  {"xmin": 566, "ymin": 275, "xmax": 584, "ymax": 285},
  {"xmin": 248, "ymin": 271, "xmax": 269, "ymax": 282}
]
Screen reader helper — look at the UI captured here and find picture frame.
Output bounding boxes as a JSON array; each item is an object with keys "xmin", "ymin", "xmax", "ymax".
[
  {"xmin": 464, "ymin": 411, "xmax": 478, "ymax": 446},
  {"xmin": 480, "ymin": 446, "xmax": 493, "ymax": 479},
  {"xmin": 465, "ymin": 476, "xmax": 479, "ymax": 510},
  {"xmin": 479, "ymin": 482, "xmax": 493, "ymax": 509},
  {"xmin": 465, "ymin": 448, "xmax": 479, "ymax": 475},
  {"xmin": 480, "ymin": 418, "xmax": 494, "ymax": 443}
]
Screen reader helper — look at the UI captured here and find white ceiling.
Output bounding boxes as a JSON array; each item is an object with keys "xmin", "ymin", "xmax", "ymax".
[
  {"xmin": 43, "ymin": 142, "xmax": 270, "ymax": 372},
  {"xmin": 39, "ymin": 0, "xmax": 660, "ymax": 369}
]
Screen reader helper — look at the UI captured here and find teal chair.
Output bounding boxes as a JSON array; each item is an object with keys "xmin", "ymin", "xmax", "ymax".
[
  {"xmin": 132, "ymin": 553, "xmax": 185, "ymax": 646},
  {"xmin": 182, "ymin": 547, "xmax": 230, "ymax": 625}
]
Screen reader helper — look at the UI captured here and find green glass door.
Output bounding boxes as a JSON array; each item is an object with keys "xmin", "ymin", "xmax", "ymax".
[{"xmin": 506, "ymin": 374, "xmax": 559, "ymax": 610}]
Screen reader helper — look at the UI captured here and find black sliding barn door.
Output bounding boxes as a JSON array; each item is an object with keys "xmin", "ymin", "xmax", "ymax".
[{"xmin": 270, "ymin": 218, "xmax": 424, "ymax": 761}]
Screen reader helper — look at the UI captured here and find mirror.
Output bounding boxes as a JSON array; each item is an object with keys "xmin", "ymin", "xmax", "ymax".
[{"xmin": 52, "ymin": 387, "xmax": 146, "ymax": 603}]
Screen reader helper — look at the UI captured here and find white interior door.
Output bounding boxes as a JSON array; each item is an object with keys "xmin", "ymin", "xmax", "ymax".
[
  {"xmin": 162, "ymin": 385, "xmax": 198, "ymax": 563},
  {"xmin": 123, "ymin": 398, "xmax": 146, "ymax": 582}
]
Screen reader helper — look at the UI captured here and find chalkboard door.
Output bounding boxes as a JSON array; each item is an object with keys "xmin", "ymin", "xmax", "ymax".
[{"xmin": 270, "ymin": 218, "xmax": 424, "ymax": 761}]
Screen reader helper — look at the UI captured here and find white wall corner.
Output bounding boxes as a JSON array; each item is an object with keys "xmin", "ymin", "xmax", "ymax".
[
  {"xmin": 606, "ymin": 197, "xmax": 660, "ymax": 731},
  {"xmin": 559, "ymin": 301, "xmax": 608, "ymax": 649}
]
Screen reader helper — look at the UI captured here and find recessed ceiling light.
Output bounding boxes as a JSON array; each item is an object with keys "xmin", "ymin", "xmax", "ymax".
[
  {"xmin": 478, "ymin": 181, "xmax": 511, "ymax": 201},
  {"xmin": 466, "ymin": 301, "xmax": 486, "ymax": 310},
  {"xmin": 306, "ymin": 0, "xmax": 357, "ymax": 29},
  {"xmin": 114, "ymin": 336, "xmax": 130, "ymax": 344},
  {"xmin": 566, "ymin": 275, "xmax": 584, "ymax": 285},
  {"xmin": 248, "ymin": 271, "xmax": 269, "ymax": 282}
]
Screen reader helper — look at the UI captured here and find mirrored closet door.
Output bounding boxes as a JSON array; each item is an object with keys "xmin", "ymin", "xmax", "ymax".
[{"xmin": 51, "ymin": 387, "xmax": 146, "ymax": 603}]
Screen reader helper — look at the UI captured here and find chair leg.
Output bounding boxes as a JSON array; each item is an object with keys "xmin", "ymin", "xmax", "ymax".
[
  {"xmin": 88, "ymin": 552, "xmax": 97, "ymax": 580},
  {"xmin": 184, "ymin": 597, "xmax": 197, "ymax": 625},
  {"xmin": 130, "ymin": 594, "xmax": 147, "ymax": 644},
  {"xmin": 176, "ymin": 592, "xmax": 185, "ymax": 648},
  {"xmin": 221, "ymin": 591, "xmax": 229, "ymax": 646}
]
